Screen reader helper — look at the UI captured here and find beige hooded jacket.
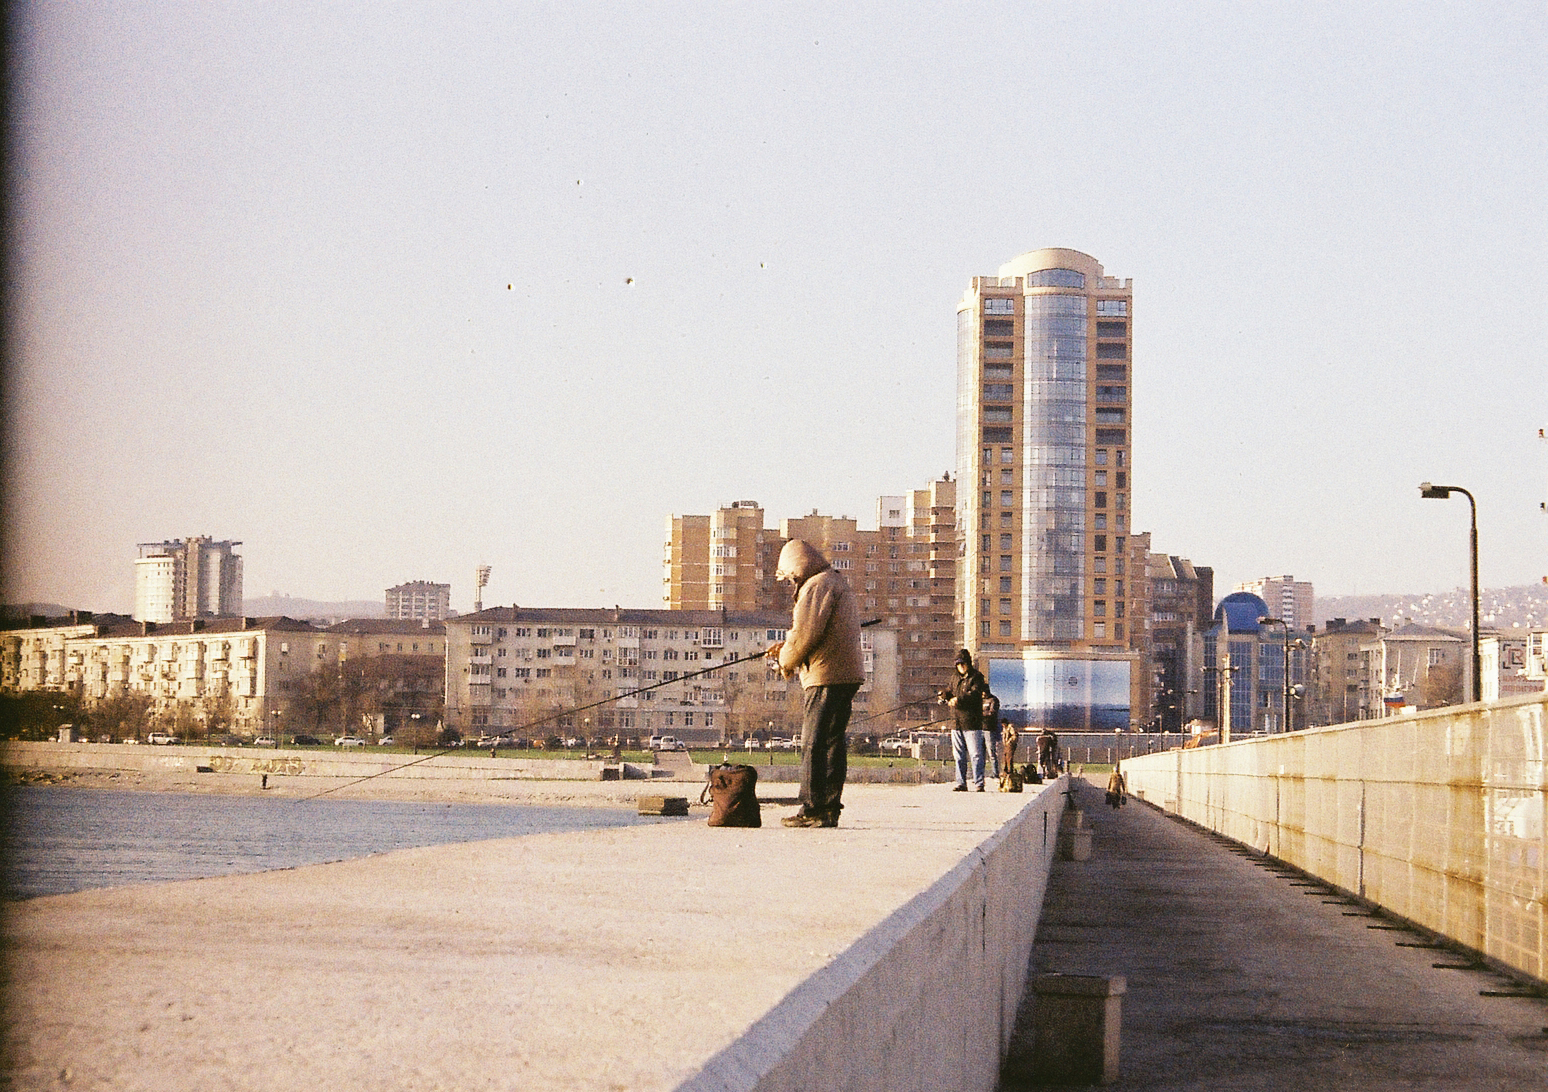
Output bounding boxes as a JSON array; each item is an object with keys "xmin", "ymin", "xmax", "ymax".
[{"xmin": 774, "ymin": 539, "xmax": 865, "ymax": 688}]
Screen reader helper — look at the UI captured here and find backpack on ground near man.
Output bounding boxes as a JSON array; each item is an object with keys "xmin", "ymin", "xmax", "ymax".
[{"xmin": 701, "ymin": 763, "xmax": 761, "ymax": 827}]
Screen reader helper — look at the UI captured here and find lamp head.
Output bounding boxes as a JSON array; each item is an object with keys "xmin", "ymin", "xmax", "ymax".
[{"xmin": 1419, "ymin": 482, "xmax": 1452, "ymax": 499}]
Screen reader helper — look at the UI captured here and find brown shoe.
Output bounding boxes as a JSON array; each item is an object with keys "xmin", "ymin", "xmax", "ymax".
[{"xmin": 782, "ymin": 813, "xmax": 823, "ymax": 828}]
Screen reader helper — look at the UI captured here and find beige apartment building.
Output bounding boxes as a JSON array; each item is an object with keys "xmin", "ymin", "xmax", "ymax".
[
  {"xmin": 444, "ymin": 606, "xmax": 900, "ymax": 743},
  {"xmin": 1, "ymin": 614, "xmax": 336, "ymax": 735},
  {"xmin": 662, "ymin": 478, "xmax": 957, "ymax": 719},
  {"xmin": 1235, "ymin": 575, "xmax": 1315, "ymax": 632}
]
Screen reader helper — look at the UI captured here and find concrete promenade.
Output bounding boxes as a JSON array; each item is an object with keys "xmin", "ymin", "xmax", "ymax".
[
  {"xmin": 1002, "ymin": 779, "xmax": 1548, "ymax": 1090},
  {"xmin": 3, "ymin": 780, "xmax": 1062, "ymax": 1092}
]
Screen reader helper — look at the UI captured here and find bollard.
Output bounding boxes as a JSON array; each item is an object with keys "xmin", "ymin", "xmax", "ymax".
[
  {"xmin": 1030, "ymin": 974, "xmax": 1125, "ymax": 1084},
  {"xmin": 1058, "ymin": 808, "xmax": 1093, "ymax": 861}
]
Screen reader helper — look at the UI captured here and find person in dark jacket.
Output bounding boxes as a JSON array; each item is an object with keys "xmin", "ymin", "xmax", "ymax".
[
  {"xmin": 941, "ymin": 648, "xmax": 988, "ymax": 791},
  {"xmin": 765, "ymin": 539, "xmax": 864, "ymax": 828},
  {"xmin": 983, "ymin": 691, "xmax": 1003, "ymax": 781}
]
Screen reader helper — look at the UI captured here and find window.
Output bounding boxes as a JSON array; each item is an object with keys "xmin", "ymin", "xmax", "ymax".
[
  {"xmin": 1096, "ymin": 363, "xmax": 1127, "ymax": 380},
  {"xmin": 982, "ymin": 426, "xmax": 1012, "ymax": 442},
  {"xmin": 1094, "ymin": 579, "xmax": 1107, "ymax": 595},
  {"xmin": 1096, "ymin": 342, "xmax": 1127, "ymax": 360},
  {"xmin": 984, "ymin": 407, "xmax": 1013, "ymax": 423},
  {"xmin": 999, "ymin": 469, "xmax": 1013, "ymax": 484},
  {"xmin": 1095, "ymin": 409, "xmax": 1126, "ymax": 424},
  {"xmin": 1001, "ymin": 447, "xmax": 1014, "ymax": 463},
  {"xmin": 983, "ymin": 318, "xmax": 1013, "ymax": 336},
  {"xmin": 999, "ymin": 598, "xmax": 1011, "ymax": 615},
  {"xmin": 1000, "ymin": 577, "xmax": 1012, "ymax": 592},
  {"xmin": 1096, "ymin": 385, "xmax": 1126, "ymax": 403},
  {"xmin": 1000, "ymin": 490, "xmax": 1013, "ymax": 506},
  {"xmin": 984, "ymin": 363, "xmax": 1013, "ymax": 379},
  {"xmin": 1095, "ymin": 535, "xmax": 1107, "ymax": 552},
  {"xmin": 983, "ymin": 383, "xmax": 1014, "ymax": 400},
  {"xmin": 536, "ymin": 628, "xmax": 550, "ymax": 638},
  {"xmin": 1000, "ymin": 555, "xmax": 1012, "ymax": 572},
  {"xmin": 1026, "ymin": 268, "xmax": 1085, "ymax": 288},
  {"xmin": 984, "ymin": 343, "xmax": 1013, "ymax": 359},
  {"xmin": 999, "ymin": 533, "xmax": 1013, "ymax": 549},
  {"xmin": 1096, "ymin": 320, "xmax": 1127, "ymax": 338},
  {"xmin": 1095, "ymin": 491, "xmax": 1107, "ymax": 508},
  {"xmin": 1094, "ymin": 514, "xmax": 1107, "ymax": 529},
  {"xmin": 984, "ymin": 297, "xmax": 1015, "ymax": 315},
  {"xmin": 1116, "ymin": 471, "xmax": 1126, "ymax": 488},
  {"xmin": 1096, "ymin": 428, "xmax": 1127, "ymax": 444},
  {"xmin": 999, "ymin": 620, "xmax": 1012, "ymax": 636},
  {"xmin": 1096, "ymin": 299, "xmax": 1127, "ymax": 316},
  {"xmin": 1094, "ymin": 622, "xmax": 1107, "ymax": 638},
  {"xmin": 1095, "ymin": 449, "xmax": 1108, "ymax": 466}
]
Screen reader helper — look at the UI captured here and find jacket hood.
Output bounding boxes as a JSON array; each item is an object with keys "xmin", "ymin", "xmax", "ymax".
[
  {"xmin": 775, "ymin": 539, "xmax": 830, "ymax": 585},
  {"xmin": 955, "ymin": 648, "xmax": 974, "ymax": 667}
]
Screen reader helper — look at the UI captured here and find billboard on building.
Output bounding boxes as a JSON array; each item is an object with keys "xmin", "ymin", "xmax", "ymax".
[{"xmin": 986, "ymin": 656, "xmax": 1131, "ymax": 733}]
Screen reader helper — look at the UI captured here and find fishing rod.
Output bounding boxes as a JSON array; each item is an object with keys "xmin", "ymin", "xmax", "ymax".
[{"xmin": 301, "ymin": 618, "xmax": 883, "ymax": 800}]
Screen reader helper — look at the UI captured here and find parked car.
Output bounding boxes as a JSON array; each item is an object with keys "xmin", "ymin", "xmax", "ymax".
[
  {"xmin": 334, "ymin": 737, "xmax": 365, "ymax": 747},
  {"xmin": 377, "ymin": 736, "xmax": 395, "ymax": 746},
  {"xmin": 769, "ymin": 737, "xmax": 798, "ymax": 751},
  {"xmin": 293, "ymin": 734, "xmax": 324, "ymax": 746},
  {"xmin": 648, "ymin": 735, "xmax": 688, "ymax": 751},
  {"xmin": 879, "ymin": 737, "xmax": 910, "ymax": 754},
  {"xmin": 146, "ymin": 733, "xmax": 179, "ymax": 745},
  {"xmin": 253, "ymin": 737, "xmax": 276, "ymax": 747}
]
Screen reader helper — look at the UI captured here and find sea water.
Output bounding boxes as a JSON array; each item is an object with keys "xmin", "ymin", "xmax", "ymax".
[{"xmin": 1, "ymin": 786, "xmax": 644, "ymax": 899}]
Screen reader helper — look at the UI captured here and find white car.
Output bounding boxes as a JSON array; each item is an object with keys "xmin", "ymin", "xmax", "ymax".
[
  {"xmin": 648, "ymin": 735, "xmax": 688, "ymax": 752},
  {"xmin": 333, "ymin": 737, "xmax": 365, "ymax": 748},
  {"xmin": 146, "ymin": 733, "xmax": 179, "ymax": 745},
  {"xmin": 253, "ymin": 737, "xmax": 276, "ymax": 747}
]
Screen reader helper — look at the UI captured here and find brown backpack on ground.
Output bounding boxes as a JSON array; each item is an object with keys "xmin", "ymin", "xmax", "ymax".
[{"xmin": 701, "ymin": 763, "xmax": 761, "ymax": 827}]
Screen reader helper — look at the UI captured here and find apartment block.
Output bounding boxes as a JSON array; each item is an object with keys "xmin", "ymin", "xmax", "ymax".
[
  {"xmin": 1235, "ymin": 576, "xmax": 1315, "ymax": 631},
  {"xmin": 444, "ymin": 606, "xmax": 900, "ymax": 743},
  {"xmin": 1147, "ymin": 554, "xmax": 1215, "ymax": 732},
  {"xmin": 1307, "ymin": 617, "xmax": 1384, "ymax": 726},
  {"xmin": 661, "ymin": 479, "xmax": 957, "ymax": 719},
  {"xmin": 133, "ymin": 537, "xmax": 243, "ymax": 622},
  {"xmin": 327, "ymin": 619, "xmax": 448, "ymax": 734},
  {"xmin": 385, "ymin": 581, "xmax": 451, "ymax": 622},
  {"xmin": 1, "ymin": 614, "xmax": 334, "ymax": 735}
]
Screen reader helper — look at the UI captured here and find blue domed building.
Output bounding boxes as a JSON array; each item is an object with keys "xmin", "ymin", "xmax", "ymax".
[{"xmin": 1201, "ymin": 592, "xmax": 1309, "ymax": 735}]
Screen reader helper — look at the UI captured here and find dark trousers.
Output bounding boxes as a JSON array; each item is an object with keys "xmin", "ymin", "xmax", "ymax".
[{"xmin": 798, "ymin": 682, "xmax": 859, "ymax": 819}]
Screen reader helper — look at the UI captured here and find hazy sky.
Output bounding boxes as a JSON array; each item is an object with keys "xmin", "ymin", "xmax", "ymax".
[{"xmin": 6, "ymin": 2, "xmax": 1545, "ymax": 616}]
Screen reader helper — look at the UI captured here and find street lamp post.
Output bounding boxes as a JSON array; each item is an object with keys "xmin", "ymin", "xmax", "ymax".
[
  {"xmin": 1419, "ymin": 483, "xmax": 1481, "ymax": 704},
  {"xmin": 1259, "ymin": 617, "xmax": 1293, "ymax": 734}
]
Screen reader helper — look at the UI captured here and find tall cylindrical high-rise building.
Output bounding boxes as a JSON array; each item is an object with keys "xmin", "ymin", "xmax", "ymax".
[{"xmin": 956, "ymin": 248, "xmax": 1134, "ymax": 657}]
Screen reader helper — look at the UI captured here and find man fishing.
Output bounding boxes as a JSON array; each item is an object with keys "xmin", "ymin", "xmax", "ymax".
[{"xmin": 764, "ymin": 539, "xmax": 864, "ymax": 828}]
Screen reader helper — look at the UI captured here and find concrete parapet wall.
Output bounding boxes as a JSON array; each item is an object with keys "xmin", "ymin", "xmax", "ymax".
[
  {"xmin": 0, "ymin": 740, "xmax": 603, "ymax": 781},
  {"xmin": 680, "ymin": 778, "xmax": 1066, "ymax": 1092},
  {"xmin": 1121, "ymin": 693, "xmax": 1547, "ymax": 984}
]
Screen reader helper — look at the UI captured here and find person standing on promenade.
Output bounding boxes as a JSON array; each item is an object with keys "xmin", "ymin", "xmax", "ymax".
[
  {"xmin": 765, "ymin": 539, "xmax": 864, "ymax": 829},
  {"xmin": 1036, "ymin": 726, "xmax": 1060, "ymax": 781},
  {"xmin": 983, "ymin": 691, "xmax": 1003, "ymax": 782},
  {"xmin": 940, "ymin": 649, "xmax": 988, "ymax": 791}
]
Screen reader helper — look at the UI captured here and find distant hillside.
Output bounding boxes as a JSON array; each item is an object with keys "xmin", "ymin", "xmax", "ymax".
[
  {"xmin": 243, "ymin": 595, "xmax": 386, "ymax": 623},
  {"xmin": 1317, "ymin": 584, "xmax": 1548, "ymax": 632}
]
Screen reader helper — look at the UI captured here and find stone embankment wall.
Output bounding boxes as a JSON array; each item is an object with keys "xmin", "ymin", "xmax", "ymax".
[
  {"xmin": 0, "ymin": 740, "xmax": 602, "ymax": 781},
  {"xmin": 679, "ymin": 779, "xmax": 1067, "ymax": 1092},
  {"xmin": 1120, "ymin": 693, "xmax": 1547, "ymax": 985}
]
